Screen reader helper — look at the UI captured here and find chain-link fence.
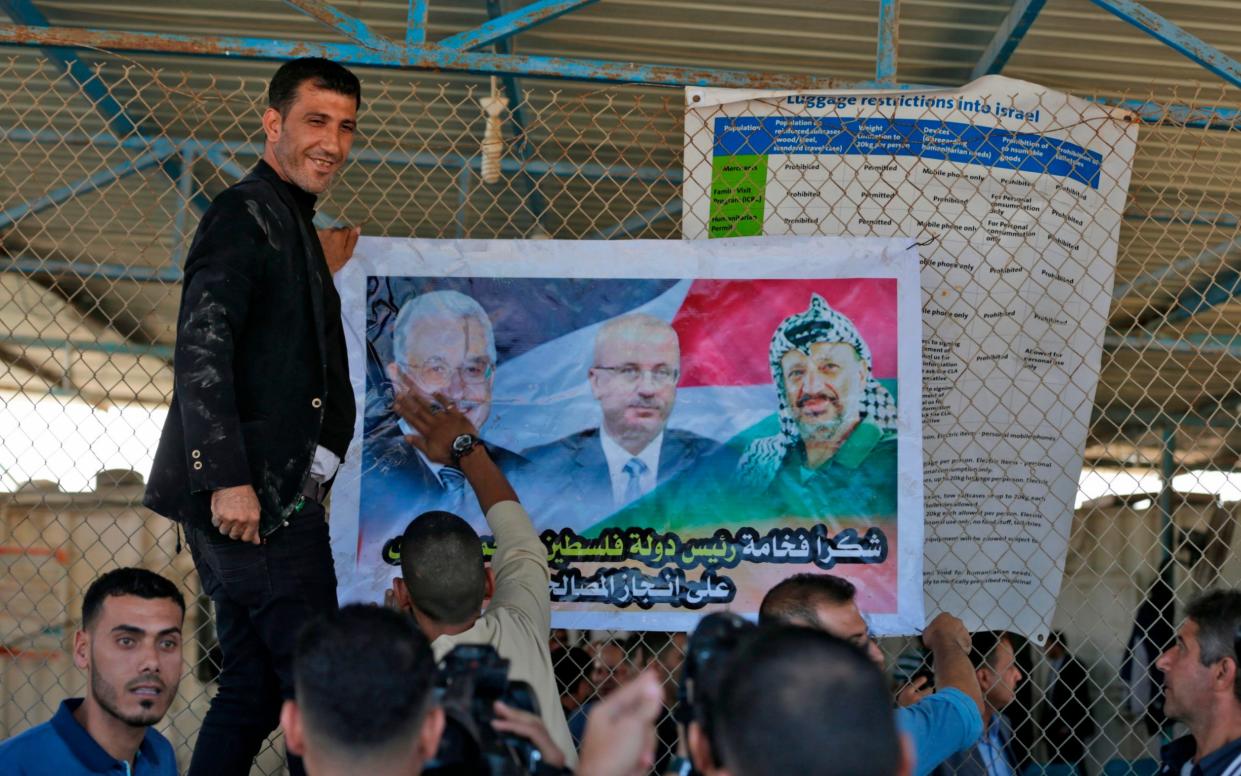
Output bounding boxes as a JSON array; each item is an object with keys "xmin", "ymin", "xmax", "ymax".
[{"xmin": 1, "ymin": 53, "xmax": 1240, "ymax": 775}]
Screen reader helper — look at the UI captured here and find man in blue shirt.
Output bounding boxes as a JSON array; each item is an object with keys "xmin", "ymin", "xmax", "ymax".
[
  {"xmin": 760, "ymin": 573, "xmax": 984, "ymax": 776},
  {"xmin": 1155, "ymin": 589, "xmax": 1241, "ymax": 776},
  {"xmin": 933, "ymin": 631, "xmax": 1023, "ymax": 776},
  {"xmin": 0, "ymin": 568, "xmax": 184, "ymax": 775}
]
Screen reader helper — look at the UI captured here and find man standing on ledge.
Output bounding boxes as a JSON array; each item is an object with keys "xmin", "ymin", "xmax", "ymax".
[{"xmin": 144, "ymin": 57, "xmax": 362, "ymax": 776}]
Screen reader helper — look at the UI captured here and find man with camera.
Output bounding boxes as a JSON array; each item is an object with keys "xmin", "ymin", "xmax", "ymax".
[
  {"xmin": 386, "ymin": 389, "xmax": 576, "ymax": 764},
  {"xmin": 760, "ymin": 573, "xmax": 983, "ymax": 776}
]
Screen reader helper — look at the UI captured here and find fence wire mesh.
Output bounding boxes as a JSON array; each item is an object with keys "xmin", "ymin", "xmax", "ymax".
[{"xmin": 0, "ymin": 54, "xmax": 1240, "ymax": 775}]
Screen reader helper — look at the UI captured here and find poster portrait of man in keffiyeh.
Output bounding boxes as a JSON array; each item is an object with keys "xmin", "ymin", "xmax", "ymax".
[{"xmin": 737, "ymin": 293, "xmax": 899, "ymax": 530}]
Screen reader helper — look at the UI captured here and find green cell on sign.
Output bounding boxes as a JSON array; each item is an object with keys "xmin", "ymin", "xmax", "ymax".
[{"xmin": 708, "ymin": 154, "xmax": 768, "ymax": 238}]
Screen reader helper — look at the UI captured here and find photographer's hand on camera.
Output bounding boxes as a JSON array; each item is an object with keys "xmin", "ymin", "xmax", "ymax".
[{"xmin": 491, "ymin": 701, "xmax": 567, "ymax": 771}]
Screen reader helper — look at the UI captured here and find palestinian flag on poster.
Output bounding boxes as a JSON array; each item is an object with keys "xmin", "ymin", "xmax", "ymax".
[{"xmin": 331, "ymin": 237, "xmax": 922, "ymax": 632}]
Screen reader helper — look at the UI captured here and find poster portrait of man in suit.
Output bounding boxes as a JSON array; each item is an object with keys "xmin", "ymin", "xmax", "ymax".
[
  {"xmin": 360, "ymin": 289, "xmax": 525, "ymax": 562},
  {"xmin": 519, "ymin": 313, "xmax": 721, "ymax": 532}
]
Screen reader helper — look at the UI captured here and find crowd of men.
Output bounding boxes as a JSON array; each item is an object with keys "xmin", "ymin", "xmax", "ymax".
[{"xmin": 4, "ymin": 55, "xmax": 1241, "ymax": 776}]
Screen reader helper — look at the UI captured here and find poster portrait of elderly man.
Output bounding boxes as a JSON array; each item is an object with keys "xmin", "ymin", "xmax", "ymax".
[
  {"xmin": 520, "ymin": 313, "xmax": 722, "ymax": 532},
  {"xmin": 360, "ymin": 289, "xmax": 525, "ymax": 552},
  {"xmin": 737, "ymin": 292, "xmax": 899, "ymax": 527}
]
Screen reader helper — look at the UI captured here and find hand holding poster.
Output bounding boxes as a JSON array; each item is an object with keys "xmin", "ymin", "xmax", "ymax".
[{"xmin": 331, "ymin": 237, "xmax": 924, "ymax": 633}]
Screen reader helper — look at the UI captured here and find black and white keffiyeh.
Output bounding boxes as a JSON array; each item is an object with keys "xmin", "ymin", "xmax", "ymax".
[{"xmin": 737, "ymin": 293, "xmax": 897, "ymax": 489}]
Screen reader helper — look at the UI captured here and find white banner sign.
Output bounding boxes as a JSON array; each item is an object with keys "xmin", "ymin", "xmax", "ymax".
[
  {"xmin": 331, "ymin": 237, "xmax": 925, "ymax": 633},
  {"xmin": 683, "ymin": 75, "xmax": 1138, "ymax": 641}
]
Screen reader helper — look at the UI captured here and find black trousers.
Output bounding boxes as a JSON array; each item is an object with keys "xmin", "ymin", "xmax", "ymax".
[{"xmin": 185, "ymin": 500, "xmax": 338, "ymax": 776}]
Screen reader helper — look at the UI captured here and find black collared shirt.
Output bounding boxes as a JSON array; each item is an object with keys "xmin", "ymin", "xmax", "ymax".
[
  {"xmin": 1160, "ymin": 733, "xmax": 1241, "ymax": 776},
  {"xmin": 253, "ymin": 160, "xmax": 355, "ymax": 460}
]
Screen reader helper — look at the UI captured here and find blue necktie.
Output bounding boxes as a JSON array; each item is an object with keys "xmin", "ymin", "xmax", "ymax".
[
  {"xmin": 440, "ymin": 466, "xmax": 466, "ymax": 513},
  {"xmin": 622, "ymin": 457, "xmax": 648, "ymax": 504}
]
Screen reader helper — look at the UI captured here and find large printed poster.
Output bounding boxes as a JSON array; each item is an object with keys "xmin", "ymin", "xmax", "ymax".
[
  {"xmin": 331, "ymin": 237, "xmax": 924, "ymax": 633},
  {"xmin": 683, "ymin": 75, "xmax": 1138, "ymax": 640}
]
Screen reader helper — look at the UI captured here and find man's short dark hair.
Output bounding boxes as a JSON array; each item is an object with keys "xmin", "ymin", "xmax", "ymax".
[
  {"xmin": 969, "ymin": 630, "xmax": 1013, "ymax": 670},
  {"xmin": 268, "ymin": 57, "xmax": 362, "ymax": 116},
  {"xmin": 707, "ymin": 626, "xmax": 900, "ymax": 776},
  {"xmin": 758, "ymin": 573, "xmax": 856, "ymax": 626},
  {"xmin": 82, "ymin": 567, "xmax": 185, "ymax": 630},
  {"xmin": 401, "ymin": 510, "xmax": 486, "ymax": 624},
  {"xmin": 1185, "ymin": 588, "xmax": 1241, "ymax": 702},
  {"xmin": 294, "ymin": 605, "xmax": 436, "ymax": 754}
]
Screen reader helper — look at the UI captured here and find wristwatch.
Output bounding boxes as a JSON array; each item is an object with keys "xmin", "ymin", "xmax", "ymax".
[{"xmin": 450, "ymin": 433, "xmax": 479, "ymax": 464}]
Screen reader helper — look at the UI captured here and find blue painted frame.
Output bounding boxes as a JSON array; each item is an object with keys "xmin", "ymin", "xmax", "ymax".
[
  {"xmin": 439, "ymin": 0, "xmax": 600, "ymax": 51},
  {"xmin": 1088, "ymin": 0, "xmax": 1241, "ymax": 90},
  {"xmin": 970, "ymin": 0, "xmax": 1048, "ymax": 79}
]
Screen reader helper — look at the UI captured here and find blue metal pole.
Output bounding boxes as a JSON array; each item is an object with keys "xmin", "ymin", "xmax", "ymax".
[
  {"xmin": 1090, "ymin": 98, "xmax": 1240, "ymax": 131},
  {"xmin": 0, "ymin": 24, "xmax": 832, "ymax": 90},
  {"xmin": 2, "ymin": 335, "xmax": 172, "ymax": 358},
  {"xmin": 1103, "ymin": 334, "xmax": 1241, "ymax": 360},
  {"xmin": 280, "ymin": 0, "xmax": 400, "ymax": 51},
  {"xmin": 1158, "ymin": 261, "xmax": 1241, "ymax": 326},
  {"xmin": 1113, "ymin": 233, "xmax": 1241, "ymax": 301},
  {"xmin": 439, "ymin": 0, "xmax": 600, "ymax": 51},
  {"xmin": 1158, "ymin": 424, "xmax": 1176, "ymax": 578},
  {"xmin": 407, "ymin": 0, "xmax": 429, "ymax": 46},
  {"xmin": 0, "ymin": 141, "xmax": 176, "ymax": 232},
  {"xmin": 1122, "ymin": 208, "xmax": 1239, "ymax": 229},
  {"xmin": 970, "ymin": 0, "xmax": 1048, "ymax": 79},
  {"xmin": 1087, "ymin": 0, "xmax": 1241, "ymax": 90},
  {"xmin": 483, "ymin": 0, "xmax": 546, "ymax": 231},
  {"xmin": 3, "ymin": 257, "xmax": 182, "ymax": 283},
  {"xmin": 875, "ymin": 0, "xmax": 899, "ymax": 85},
  {"xmin": 172, "ymin": 147, "xmax": 195, "ymax": 266}
]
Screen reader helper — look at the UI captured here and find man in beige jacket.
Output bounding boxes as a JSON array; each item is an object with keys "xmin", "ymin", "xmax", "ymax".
[{"xmin": 387, "ymin": 388, "xmax": 576, "ymax": 764}]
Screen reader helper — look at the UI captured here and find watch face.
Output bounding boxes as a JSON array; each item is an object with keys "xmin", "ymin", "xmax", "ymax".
[{"xmin": 452, "ymin": 434, "xmax": 475, "ymax": 453}]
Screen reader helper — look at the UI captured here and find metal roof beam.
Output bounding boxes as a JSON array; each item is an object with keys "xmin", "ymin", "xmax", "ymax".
[
  {"xmin": 875, "ymin": 0, "xmax": 899, "ymax": 85},
  {"xmin": 588, "ymin": 200, "xmax": 682, "ymax": 239},
  {"xmin": 482, "ymin": 0, "xmax": 546, "ymax": 232},
  {"xmin": 0, "ymin": 1, "xmax": 138, "ymax": 135},
  {"xmin": 2, "ymin": 335, "xmax": 171, "ymax": 358},
  {"xmin": 0, "ymin": 141, "xmax": 177, "ymax": 232},
  {"xmin": 0, "ymin": 2, "xmax": 214, "ymax": 218},
  {"xmin": 0, "ymin": 24, "xmax": 829, "ymax": 89},
  {"xmin": 407, "ymin": 0, "xmax": 429, "ymax": 46},
  {"xmin": 440, "ymin": 0, "xmax": 600, "ymax": 51},
  {"xmin": 1086, "ymin": 0, "xmax": 1241, "ymax": 90},
  {"xmin": 1113, "ymin": 234, "xmax": 1241, "ymax": 301},
  {"xmin": 1095, "ymin": 98, "xmax": 1240, "ymax": 130},
  {"xmin": 970, "ymin": 0, "xmax": 1048, "ymax": 80},
  {"xmin": 280, "ymin": 1, "xmax": 399, "ymax": 52},
  {"xmin": 0, "ymin": 342, "xmax": 63, "ymax": 386},
  {"xmin": 1, "ymin": 256, "xmax": 182, "ymax": 283},
  {"xmin": 1103, "ymin": 333, "xmax": 1241, "ymax": 359},
  {"xmin": 1122, "ymin": 208, "xmax": 1239, "ymax": 229},
  {"xmin": 1157, "ymin": 261, "xmax": 1241, "ymax": 326},
  {"xmin": 1, "ymin": 127, "xmax": 681, "ymax": 184}
]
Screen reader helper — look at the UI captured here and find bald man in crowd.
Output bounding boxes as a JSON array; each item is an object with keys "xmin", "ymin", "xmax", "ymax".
[{"xmin": 520, "ymin": 313, "xmax": 723, "ymax": 531}]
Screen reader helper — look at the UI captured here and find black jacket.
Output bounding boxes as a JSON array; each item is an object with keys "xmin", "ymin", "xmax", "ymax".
[{"xmin": 144, "ymin": 162, "xmax": 354, "ymax": 536}]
